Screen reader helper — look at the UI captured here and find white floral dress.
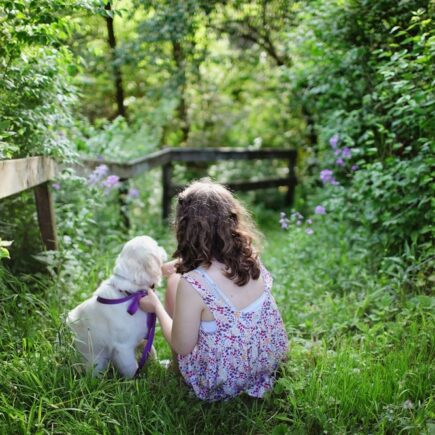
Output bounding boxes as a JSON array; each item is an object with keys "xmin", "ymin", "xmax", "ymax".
[{"xmin": 177, "ymin": 265, "xmax": 288, "ymax": 401}]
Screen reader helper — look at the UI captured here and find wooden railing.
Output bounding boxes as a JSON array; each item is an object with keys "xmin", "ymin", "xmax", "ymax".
[
  {"xmin": 1, "ymin": 147, "xmax": 297, "ymax": 250},
  {"xmin": 80, "ymin": 147, "xmax": 297, "ymax": 221},
  {"xmin": 0, "ymin": 157, "xmax": 58, "ymax": 251}
]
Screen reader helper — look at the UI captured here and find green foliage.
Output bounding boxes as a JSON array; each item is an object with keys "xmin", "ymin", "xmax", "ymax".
[
  {"xmin": 288, "ymin": 0, "xmax": 434, "ymax": 269},
  {"xmin": 70, "ymin": 0, "xmax": 305, "ymax": 150},
  {"xmin": 0, "ymin": 0, "xmax": 101, "ymax": 160}
]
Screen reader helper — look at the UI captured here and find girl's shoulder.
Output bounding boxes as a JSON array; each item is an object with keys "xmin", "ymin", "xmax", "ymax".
[{"xmin": 180, "ymin": 270, "xmax": 212, "ymax": 298}]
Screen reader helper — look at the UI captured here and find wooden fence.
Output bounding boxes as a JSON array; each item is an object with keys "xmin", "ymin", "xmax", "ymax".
[
  {"xmin": 1, "ymin": 148, "xmax": 297, "ymax": 250},
  {"xmin": 0, "ymin": 157, "xmax": 58, "ymax": 251}
]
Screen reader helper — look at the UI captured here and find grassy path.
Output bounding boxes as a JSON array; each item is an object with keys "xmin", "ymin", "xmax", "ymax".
[{"xmin": 0, "ymin": 212, "xmax": 433, "ymax": 434}]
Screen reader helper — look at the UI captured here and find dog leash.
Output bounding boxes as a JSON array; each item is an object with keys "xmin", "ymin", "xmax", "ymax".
[{"xmin": 96, "ymin": 290, "xmax": 156, "ymax": 376}]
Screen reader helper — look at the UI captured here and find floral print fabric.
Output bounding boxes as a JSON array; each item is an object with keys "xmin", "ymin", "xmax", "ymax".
[{"xmin": 177, "ymin": 265, "xmax": 288, "ymax": 401}]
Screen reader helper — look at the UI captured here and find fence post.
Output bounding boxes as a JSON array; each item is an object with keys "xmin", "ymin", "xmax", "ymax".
[
  {"xmin": 34, "ymin": 182, "xmax": 58, "ymax": 251},
  {"xmin": 162, "ymin": 162, "xmax": 173, "ymax": 220},
  {"xmin": 286, "ymin": 151, "xmax": 297, "ymax": 205}
]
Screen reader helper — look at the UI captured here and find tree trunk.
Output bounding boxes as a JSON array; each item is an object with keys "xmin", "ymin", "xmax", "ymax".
[
  {"xmin": 105, "ymin": 2, "xmax": 127, "ymax": 119},
  {"xmin": 172, "ymin": 39, "xmax": 189, "ymax": 144}
]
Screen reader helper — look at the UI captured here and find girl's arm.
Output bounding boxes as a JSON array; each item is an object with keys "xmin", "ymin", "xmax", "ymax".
[
  {"xmin": 140, "ymin": 278, "xmax": 202, "ymax": 356},
  {"xmin": 171, "ymin": 278, "xmax": 202, "ymax": 355}
]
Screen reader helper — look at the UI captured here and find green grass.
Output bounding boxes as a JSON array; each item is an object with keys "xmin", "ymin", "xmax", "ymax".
[{"xmin": 0, "ymin": 210, "xmax": 434, "ymax": 434}]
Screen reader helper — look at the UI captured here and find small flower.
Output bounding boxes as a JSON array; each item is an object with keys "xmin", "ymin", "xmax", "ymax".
[
  {"xmin": 306, "ymin": 228, "xmax": 314, "ymax": 235},
  {"xmin": 402, "ymin": 400, "xmax": 414, "ymax": 410},
  {"xmin": 291, "ymin": 211, "xmax": 303, "ymax": 221},
  {"xmin": 351, "ymin": 165, "xmax": 359, "ymax": 171},
  {"xmin": 63, "ymin": 235, "xmax": 72, "ymax": 245},
  {"xmin": 335, "ymin": 149, "xmax": 342, "ymax": 156},
  {"xmin": 102, "ymin": 175, "xmax": 120, "ymax": 192},
  {"xmin": 88, "ymin": 164, "xmax": 109, "ymax": 185},
  {"xmin": 296, "ymin": 220, "xmax": 302, "ymax": 226},
  {"xmin": 95, "ymin": 164, "xmax": 109, "ymax": 176},
  {"xmin": 336, "ymin": 158, "xmax": 344, "ymax": 166},
  {"xmin": 329, "ymin": 134, "xmax": 340, "ymax": 149},
  {"xmin": 281, "ymin": 221, "xmax": 289, "ymax": 230},
  {"xmin": 320, "ymin": 169, "xmax": 333, "ymax": 182},
  {"xmin": 279, "ymin": 212, "xmax": 290, "ymax": 230},
  {"xmin": 315, "ymin": 205, "xmax": 326, "ymax": 215},
  {"xmin": 306, "ymin": 219, "xmax": 312, "ymax": 225},
  {"xmin": 320, "ymin": 169, "xmax": 337, "ymax": 185},
  {"xmin": 52, "ymin": 183, "xmax": 61, "ymax": 190},
  {"xmin": 342, "ymin": 147, "xmax": 352, "ymax": 159},
  {"xmin": 128, "ymin": 187, "xmax": 140, "ymax": 199}
]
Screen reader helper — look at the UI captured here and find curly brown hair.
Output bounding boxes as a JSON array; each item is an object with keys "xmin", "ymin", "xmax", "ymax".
[{"xmin": 173, "ymin": 179, "xmax": 261, "ymax": 286}]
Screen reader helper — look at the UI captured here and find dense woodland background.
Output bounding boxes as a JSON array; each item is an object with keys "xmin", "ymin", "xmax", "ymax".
[{"xmin": 0, "ymin": 1, "xmax": 434, "ymax": 433}]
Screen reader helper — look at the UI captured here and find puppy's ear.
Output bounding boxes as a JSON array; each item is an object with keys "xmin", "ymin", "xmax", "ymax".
[
  {"xmin": 138, "ymin": 252, "xmax": 162, "ymax": 286},
  {"xmin": 134, "ymin": 268, "xmax": 152, "ymax": 289}
]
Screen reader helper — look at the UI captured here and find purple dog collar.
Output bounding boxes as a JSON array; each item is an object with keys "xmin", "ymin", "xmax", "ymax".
[{"xmin": 97, "ymin": 290, "xmax": 156, "ymax": 376}]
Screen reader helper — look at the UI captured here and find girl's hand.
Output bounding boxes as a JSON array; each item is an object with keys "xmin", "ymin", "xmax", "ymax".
[
  {"xmin": 139, "ymin": 289, "xmax": 161, "ymax": 313},
  {"xmin": 161, "ymin": 260, "xmax": 178, "ymax": 278}
]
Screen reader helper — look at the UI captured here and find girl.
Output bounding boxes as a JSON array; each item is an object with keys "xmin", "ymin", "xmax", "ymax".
[{"xmin": 140, "ymin": 180, "xmax": 288, "ymax": 401}]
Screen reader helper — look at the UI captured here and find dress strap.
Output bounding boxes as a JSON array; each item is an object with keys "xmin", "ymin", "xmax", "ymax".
[
  {"xmin": 181, "ymin": 272, "xmax": 221, "ymax": 314},
  {"xmin": 195, "ymin": 267, "xmax": 236, "ymax": 310},
  {"xmin": 259, "ymin": 262, "xmax": 273, "ymax": 292}
]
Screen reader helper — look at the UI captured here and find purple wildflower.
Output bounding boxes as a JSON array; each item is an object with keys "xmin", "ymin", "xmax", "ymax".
[
  {"xmin": 102, "ymin": 175, "xmax": 120, "ymax": 192},
  {"xmin": 52, "ymin": 183, "xmax": 61, "ymax": 190},
  {"xmin": 336, "ymin": 158, "xmax": 344, "ymax": 166},
  {"xmin": 335, "ymin": 149, "xmax": 342, "ymax": 156},
  {"xmin": 291, "ymin": 211, "xmax": 303, "ymax": 221},
  {"xmin": 306, "ymin": 228, "xmax": 314, "ymax": 235},
  {"xmin": 306, "ymin": 219, "xmax": 312, "ymax": 225},
  {"xmin": 315, "ymin": 205, "xmax": 326, "ymax": 215},
  {"xmin": 329, "ymin": 134, "xmax": 340, "ymax": 149},
  {"xmin": 342, "ymin": 147, "xmax": 352, "ymax": 159},
  {"xmin": 320, "ymin": 169, "xmax": 337, "ymax": 185},
  {"xmin": 128, "ymin": 187, "xmax": 140, "ymax": 199},
  {"xmin": 96, "ymin": 164, "xmax": 109, "ymax": 176},
  {"xmin": 279, "ymin": 212, "xmax": 290, "ymax": 230},
  {"xmin": 88, "ymin": 164, "xmax": 109, "ymax": 185},
  {"xmin": 296, "ymin": 220, "xmax": 302, "ymax": 226},
  {"xmin": 351, "ymin": 165, "xmax": 359, "ymax": 171}
]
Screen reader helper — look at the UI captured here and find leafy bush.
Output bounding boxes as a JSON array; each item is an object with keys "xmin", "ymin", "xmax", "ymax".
[
  {"xmin": 287, "ymin": 0, "xmax": 434, "ymax": 281},
  {"xmin": 0, "ymin": 0, "xmax": 96, "ymax": 160}
]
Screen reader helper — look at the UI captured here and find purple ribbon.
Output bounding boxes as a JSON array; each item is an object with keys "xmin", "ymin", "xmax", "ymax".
[{"xmin": 96, "ymin": 290, "xmax": 156, "ymax": 375}]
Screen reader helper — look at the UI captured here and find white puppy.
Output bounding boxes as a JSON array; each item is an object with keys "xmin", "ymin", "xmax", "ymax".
[{"xmin": 67, "ymin": 235, "xmax": 167, "ymax": 378}]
